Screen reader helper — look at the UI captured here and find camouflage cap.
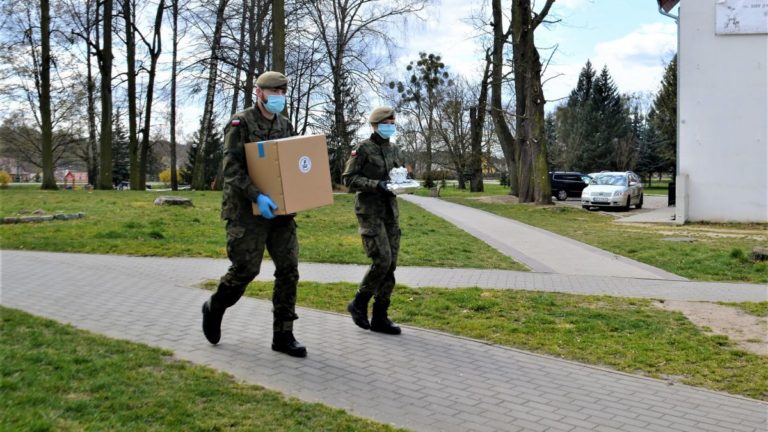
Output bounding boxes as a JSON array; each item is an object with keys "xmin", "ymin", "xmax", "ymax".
[
  {"xmin": 256, "ymin": 71, "xmax": 288, "ymax": 89},
  {"xmin": 369, "ymin": 106, "xmax": 395, "ymax": 124}
]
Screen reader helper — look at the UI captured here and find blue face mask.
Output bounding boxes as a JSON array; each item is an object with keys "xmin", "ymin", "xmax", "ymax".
[
  {"xmin": 263, "ymin": 95, "xmax": 286, "ymax": 114},
  {"xmin": 377, "ymin": 123, "xmax": 396, "ymax": 139}
]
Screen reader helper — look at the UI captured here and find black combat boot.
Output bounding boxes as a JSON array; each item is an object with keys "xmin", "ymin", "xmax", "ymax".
[
  {"xmin": 347, "ymin": 291, "xmax": 373, "ymax": 330},
  {"xmin": 370, "ymin": 299, "xmax": 401, "ymax": 335},
  {"xmin": 271, "ymin": 331, "xmax": 307, "ymax": 357},
  {"xmin": 201, "ymin": 299, "xmax": 224, "ymax": 344}
]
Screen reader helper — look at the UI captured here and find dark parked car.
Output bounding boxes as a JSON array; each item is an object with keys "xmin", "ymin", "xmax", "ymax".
[{"xmin": 549, "ymin": 171, "xmax": 591, "ymax": 201}]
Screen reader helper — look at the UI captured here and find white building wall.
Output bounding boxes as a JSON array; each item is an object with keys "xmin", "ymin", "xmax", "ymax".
[{"xmin": 678, "ymin": 2, "xmax": 768, "ymax": 222}]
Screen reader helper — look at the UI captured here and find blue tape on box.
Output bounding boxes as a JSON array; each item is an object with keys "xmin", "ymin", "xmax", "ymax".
[{"xmin": 258, "ymin": 142, "xmax": 265, "ymax": 158}]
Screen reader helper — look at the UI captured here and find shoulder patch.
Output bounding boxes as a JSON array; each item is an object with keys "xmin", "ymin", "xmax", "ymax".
[
  {"xmin": 350, "ymin": 150, "xmax": 357, "ymax": 157},
  {"xmin": 231, "ymin": 119, "xmax": 241, "ymax": 127}
]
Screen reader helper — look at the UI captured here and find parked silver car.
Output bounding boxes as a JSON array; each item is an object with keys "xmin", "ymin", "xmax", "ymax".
[{"xmin": 581, "ymin": 171, "xmax": 643, "ymax": 211}]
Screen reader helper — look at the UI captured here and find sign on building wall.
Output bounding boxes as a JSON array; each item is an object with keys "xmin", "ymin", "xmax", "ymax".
[{"xmin": 716, "ymin": 0, "xmax": 768, "ymax": 34}]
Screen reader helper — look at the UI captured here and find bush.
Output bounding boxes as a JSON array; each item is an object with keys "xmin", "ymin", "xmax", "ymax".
[
  {"xmin": 158, "ymin": 168, "xmax": 182, "ymax": 184},
  {"xmin": 0, "ymin": 170, "xmax": 11, "ymax": 188},
  {"xmin": 499, "ymin": 172, "xmax": 509, "ymax": 187},
  {"xmin": 423, "ymin": 173, "xmax": 435, "ymax": 189}
]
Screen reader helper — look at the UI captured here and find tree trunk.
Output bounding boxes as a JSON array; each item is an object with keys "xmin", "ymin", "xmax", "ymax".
[
  {"xmin": 244, "ymin": 0, "xmax": 257, "ymax": 107},
  {"xmin": 511, "ymin": 0, "xmax": 553, "ymax": 204},
  {"xmin": 138, "ymin": 0, "xmax": 164, "ymax": 190},
  {"xmin": 469, "ymin": 54, "xmax": 491, "ymax": 193},
  {"xmin": 191, "ymin": 0, "xmax": 228, "ymax": 190},
  {"xmin": 98, "ymin": 0, "xmax": 113, "ymax": 190},
  {"xmin": 39, "ymin": 0, "xmax": 57, "ymax": 190},
  {"xmin": 86, "ymin": 33, "xmax": 99, "ymax": 186},
  {"xmin": 124, "ymin": 0, "xmax": 140, "ymax": 190},
  {"xmin": 490, "ymin": 0, "xmax": 517, "ymax": 196},
  {"xmin": 511, "ymin": 0, "xmax": 531, "ymax": 202},
  {"xmin": 230, "ymin": 0, "xmax": 248, "ymax": 115},
  {"xmin": 272, "ymin": 0, "xmax": 284, "ymax": 73},
  {"xmin": 170, "ymin": 0, "xmax": 178, "ymax": 190}
]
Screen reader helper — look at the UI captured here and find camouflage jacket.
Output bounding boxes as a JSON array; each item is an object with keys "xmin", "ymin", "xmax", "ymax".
[
  {"xmin": 341, "ymin": 133, "xmax": 404, "ymax": 219},
  {"xmin": 220, "ymin": 106, "xmax": 296, "ymax": 221}
]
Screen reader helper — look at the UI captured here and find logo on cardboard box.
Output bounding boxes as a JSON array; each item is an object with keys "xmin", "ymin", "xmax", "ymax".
[{"xmin": 298, "ymin": 156, "xmax": 312, "ymax": 173}]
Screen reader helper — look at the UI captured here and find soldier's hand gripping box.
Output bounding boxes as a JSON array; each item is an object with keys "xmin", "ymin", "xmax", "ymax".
[{"xmin": 245, "ymin": 134, "xmax": 333, "ymax": 216}]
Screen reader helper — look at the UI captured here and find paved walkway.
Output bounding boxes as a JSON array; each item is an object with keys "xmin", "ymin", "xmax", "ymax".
[
  {"xmin": 400, "ymin": 195, "xmax": 683, "ymax": 280},
  {"xmin": 2, "ymin": 250, "xmax": 767, "ymax": 432}
]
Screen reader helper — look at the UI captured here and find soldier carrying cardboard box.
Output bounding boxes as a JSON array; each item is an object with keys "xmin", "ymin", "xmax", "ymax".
[{"xmin": 201, "ymin": 71, "xmax": 307, "ymax": 358}]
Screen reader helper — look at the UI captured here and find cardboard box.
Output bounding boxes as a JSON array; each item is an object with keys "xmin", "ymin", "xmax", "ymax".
[{"xmin": 244, "ymin": 134, "xmax": 333, "ymax": 216}]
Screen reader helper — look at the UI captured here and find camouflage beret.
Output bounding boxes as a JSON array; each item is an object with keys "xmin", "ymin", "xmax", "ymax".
[
  {"xmin": 369, "ymin": 106, "xmax": 395, "ymax": 124},
  {"xmin": 256, "ymin": 71, "xmax": 288, "ymax": 89}
]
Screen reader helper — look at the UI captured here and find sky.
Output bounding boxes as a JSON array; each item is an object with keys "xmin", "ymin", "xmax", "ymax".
[{"xmin": 388, "ymin": 0, "xmax": 679, "ymax": 109}]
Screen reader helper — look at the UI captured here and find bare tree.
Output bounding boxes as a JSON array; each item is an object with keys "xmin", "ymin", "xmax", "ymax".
[
  {"xmin": 468, "ymin": 51, "xmax": 492, "ymax": 192},
  {"xmin": 0, "ymin": 1, "xmax": 83, "ymax": 186},
  {"xmin": 37, "ymin": 0, "xmax": 56, "ymax": 189},
  {"xmin": 120, "ymin": 0, "xmax": 140, "ymax": 189},
  {"xmin": 510, "ymin": 0, "xmax": 554, "ymax": 204},
  {"xmin": 390, "ymin": 52, "xmax": 450, "ymax": 187},
  {"xmin": 191, "ymin": 0, "xmax": 229, "ymax": 190},
  {"xmin": 434, "ymin": 80, "xmax": 472, "ymax": 189},
  {"xmin": 307, "ymin": 0, "xmax": 427, "ymax": 167},
  {"xmin": 136, "ymin": 0, "xmax": 165, "ymax": 189},
  {"xmin": 65, "ymin": 0, "xmax": 101, "ymax": 185},
  {"xmin": 169, "ymin": 0, "xmax": 183, "ymax": 190},
  {"xmin": 273, "ymin": 0, "xmax": 285, "ymax": 72},
  {"xmin": 489, "ymin": 0, "xmax": 517, "ymax": 195},
  {"xmin": 98, "ymin": 0, "xmax": 114, "ymax": 189}
]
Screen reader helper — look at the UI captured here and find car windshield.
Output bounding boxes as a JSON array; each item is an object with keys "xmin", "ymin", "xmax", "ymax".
[{"xmin": 593, "ymin": 175, "xmax": 627, "ymax": 186}]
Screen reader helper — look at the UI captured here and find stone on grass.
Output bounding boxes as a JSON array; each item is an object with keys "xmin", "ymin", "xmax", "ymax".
[
  {"xmin": 153, "ymin": 196, "xmax": 193, "ymax": 207},
  {"xmin": 751, "ymin": 246, "xmax": 768, "ymax": 262}
]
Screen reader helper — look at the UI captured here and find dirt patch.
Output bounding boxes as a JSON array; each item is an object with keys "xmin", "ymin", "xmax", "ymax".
[
  {"xmin": 654, "ymin": 300, "xmax": 767, "ymax": 356},
  {"xmin": 469, "ymin": 195, "xmax": 520, "ymax": 204}
]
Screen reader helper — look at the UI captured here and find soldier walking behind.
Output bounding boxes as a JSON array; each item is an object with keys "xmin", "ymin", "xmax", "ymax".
[
  {"xmin": 201, "ymin": 71, "xmax": 307, "ymax": 357},
  {"xmin": 342, "ymin": 106, "xmax": 404, "ymax": 335}
]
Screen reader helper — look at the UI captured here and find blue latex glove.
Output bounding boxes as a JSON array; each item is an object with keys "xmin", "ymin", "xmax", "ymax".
[{"xmin": 256, "ymin": 194, "xmax": 278, "ymax": 219}]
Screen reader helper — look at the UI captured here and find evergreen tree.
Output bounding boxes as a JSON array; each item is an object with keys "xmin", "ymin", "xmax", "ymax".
[
  {"xmin": 553, "ymin": 60, "xmax": 597, "ymax": 171},
  {"xmin": 182, "ymin": 117, "xmax": 223, "ymax": 188},
  {"xmin": 554, "ymin": 61, "xmax": 634, "ymax": 172},
  {"xmin": 585, "ymin": 66, "xmax": 626, "ymax": 170},
  {"xmin": 544, "ymin": 112, "xmax": 560, "ymax": 169},
  {"xmin": 326, "ymin": 71, "xmax": 363, "ymax": 185},
  {"xmin": 112, "ymin": 109, "xmax": 131, "ymax": 186},
  {"xmin": 647, "ymin": 55, "xmax": 677, "ymax": 175}
]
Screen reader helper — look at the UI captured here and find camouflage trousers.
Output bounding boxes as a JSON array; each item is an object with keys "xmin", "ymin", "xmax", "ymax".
[
  {"xmin": 210, "ymin": 215, "xmax": 299, "ymax": 332},
  {"xmin": 356, "ymin": 214, "xmax": 401, "ymax": 302}
]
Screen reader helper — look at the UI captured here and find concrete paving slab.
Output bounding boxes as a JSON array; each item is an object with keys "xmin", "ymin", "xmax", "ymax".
[
  {"xmin": 2, "ymin": 250, "xmax": 766, "ymax": 432},
  {"xmin": 401, "ymin": 195, "xmax": 684, "ymax": 280}
]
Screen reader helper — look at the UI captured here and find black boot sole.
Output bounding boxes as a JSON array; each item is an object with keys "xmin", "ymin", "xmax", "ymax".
[
  {"xmin": 370, "ymin": 325, "xmax": 402, "ymax": 335},
  {"xmin": 271, "ymin": 344, "xmax": 307, "ymax": 358}
]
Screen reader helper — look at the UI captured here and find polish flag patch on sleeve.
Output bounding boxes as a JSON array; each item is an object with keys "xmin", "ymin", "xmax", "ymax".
[
  {"xmin": 231, "ymin": 119, "xmax": 241, "ymax": 127},
  {"xmin": 350, "ymin": 150, "xmax": 357, "ymax": 157}
]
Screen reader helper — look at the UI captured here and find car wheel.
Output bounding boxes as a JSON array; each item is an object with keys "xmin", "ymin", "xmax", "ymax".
[
  {"xmin": 555, "ymin": 190, "xmax": 568, "ymax": 201},
  {"xmin": 623, "ymin": 196, "xmax": 631, "ymax": 211},
  {"xmin": 635, "ymin": 194, "xmax": 643, "ymax": 209},
  {"xmin": 582, "ymin": 205, "xmax": 591, "ymax": 210}
]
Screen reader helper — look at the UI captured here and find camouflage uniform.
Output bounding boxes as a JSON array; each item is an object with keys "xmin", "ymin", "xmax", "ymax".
[
  {"xmin": 209, "ymin": 105, "xmax": 300, "ymax": 332},
  {"xmin": 342, "ymin": 132, "xmax": 404, "ymax": 307}
]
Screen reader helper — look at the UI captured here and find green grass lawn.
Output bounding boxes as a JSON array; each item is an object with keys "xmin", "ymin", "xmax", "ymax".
[
  {"xmin": 227, "ymin": 280, "xmax": 768, "ymax": 401},
  {"xmin": 0, "ymin": 307, "xmax": 404, "ymax": 432},
  {"xmin": 0, "ymin": 189, "xmax": 523, "ymax": 270}
]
